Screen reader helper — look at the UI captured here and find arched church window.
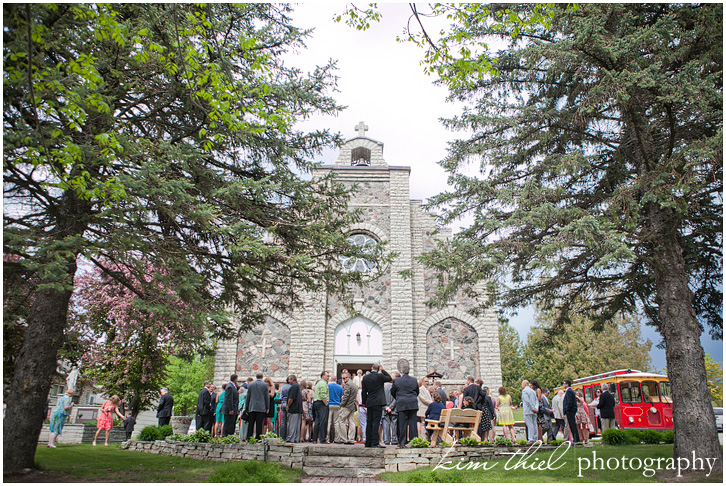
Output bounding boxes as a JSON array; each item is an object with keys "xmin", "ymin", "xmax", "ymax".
[
  {"xmin": 351, "ymin": 147, "xmax": 371, "ymax": 166},
  {"xmin": 339, "ymin": 233, "xmax": 378, "ymax": 273}
]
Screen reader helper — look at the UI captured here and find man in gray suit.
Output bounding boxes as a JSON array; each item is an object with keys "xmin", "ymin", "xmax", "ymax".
[
  {"xmin": 521, "ymin": 380, "xmax": 539, "ymax": 444},
  {"xmin": 335, "ymin": 371, "xmax": 357, "ymax": 444},
  {"xmin": 383, "ymin": 372, "xmax": 400, "ymax": 445},
  {"xmin": 244, "ymin": 372, "xmax": 269, "ymax": 440}
]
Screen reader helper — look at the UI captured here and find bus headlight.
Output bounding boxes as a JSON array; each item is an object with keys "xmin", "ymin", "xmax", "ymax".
[
  {"xmin": 628, "ymin": 417, "xmax": 635, "ymax": 423},
  {"xmin": 650, "ymin": 407, "xmax": 657, "ymax": 414}
]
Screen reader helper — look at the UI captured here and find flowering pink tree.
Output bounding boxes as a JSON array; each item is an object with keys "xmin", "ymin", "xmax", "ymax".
[{"xmin": 70, "ymin": 259, "xmax": 211, "ymax": 416}]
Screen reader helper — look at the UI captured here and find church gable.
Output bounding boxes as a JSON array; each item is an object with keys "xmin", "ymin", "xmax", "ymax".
[{"xmin": 335, "ymin": 121, "xmax": 386, "ymax": 167}]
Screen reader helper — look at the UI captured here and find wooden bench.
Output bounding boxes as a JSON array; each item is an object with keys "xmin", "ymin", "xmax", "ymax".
[{"xmin": 425, "ymin": 408, "xmax": 482, "ymax": 446}]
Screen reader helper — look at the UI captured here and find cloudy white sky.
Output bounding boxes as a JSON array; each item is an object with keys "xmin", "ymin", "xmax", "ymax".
[{"xmin": 285, "ymin": 3, "xmax": 722, "ymax": 371}]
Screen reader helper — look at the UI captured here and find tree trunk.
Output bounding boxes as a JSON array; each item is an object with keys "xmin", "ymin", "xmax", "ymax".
[
  {"xmin": 654, "ymin": 232, "xmax": 721, "ymax": 473},
  {"xmin": 3, "ymin": 273, "xmax": 75, "ymax": 471}
]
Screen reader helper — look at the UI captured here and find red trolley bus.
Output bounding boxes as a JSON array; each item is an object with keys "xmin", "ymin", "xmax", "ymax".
[{"xmin": 555, "ymin": 369, "xmax": 673, "ymax": 435}]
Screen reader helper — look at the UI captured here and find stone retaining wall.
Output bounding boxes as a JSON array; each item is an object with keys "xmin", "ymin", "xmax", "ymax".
[{"xmin": 123, "ymin": 439, "xmax": 557, "ymax": 478}]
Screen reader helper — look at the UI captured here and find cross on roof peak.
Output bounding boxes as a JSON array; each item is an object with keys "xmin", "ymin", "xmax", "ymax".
[{"xmin": 355, "ymin": 121, "xmax": 369, "ymax": 137}]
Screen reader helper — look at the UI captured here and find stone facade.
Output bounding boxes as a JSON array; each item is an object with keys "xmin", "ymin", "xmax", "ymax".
[{"xmin": 214, "ymin": 123, "xmax": 502, "ymax": 392}]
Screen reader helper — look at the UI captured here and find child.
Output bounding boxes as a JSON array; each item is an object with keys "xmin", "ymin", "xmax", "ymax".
[{"xmin": 122, "ymin": 411, "xmax": 136, "ymax": 441}]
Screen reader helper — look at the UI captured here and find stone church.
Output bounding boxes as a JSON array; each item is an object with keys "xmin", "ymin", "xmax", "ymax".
[{"xmin": 214, "ymin": 123, "xmax": 502, "ymax": 390}]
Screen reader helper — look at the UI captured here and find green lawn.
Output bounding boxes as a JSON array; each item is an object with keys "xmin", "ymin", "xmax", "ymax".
[
  {"xmin": 7, "ymin": 444, "xmax": 302, "ymax": 483},
  {"xmin": 381, "ymin": 444, "xmax": 722, "ymax": 483}
]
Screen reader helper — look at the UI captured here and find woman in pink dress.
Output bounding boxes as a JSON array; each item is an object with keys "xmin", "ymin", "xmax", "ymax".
[{"xmin": 93, "ymin": 395, "xmax": 125, "ymax": 446}]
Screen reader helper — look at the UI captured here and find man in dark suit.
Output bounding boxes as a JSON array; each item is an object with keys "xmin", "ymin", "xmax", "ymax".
[
  {"xmin": 597, "ymin": 385, "xmax": 617, "ymax": 431},
  {"xmin": 195, "ymin": 380, "xmax": 213, "ymax": 432},
  {"xmin": 361, "ymin": 364, "xmax": 392, "ymax": 448},
  {"xmin": 562, "ymin": 379, "xmax": 580, "ymax": 443},
  {"xmin": 156, "ymin": 387, "xmax": 174, "ymax": 427},
  {"xmin": 221, "ymin": 374, "xmax": 239, "ymax": 437},
  {"xmin": 244, "ymin": 372, "xmax": 269, "ymax": 440},
  {"xmin": 462, "ymin": 376, "xmax": 481, "ymax": 409},
  {"xmin": 390, "ymin": 364, "xmax": 419, "ymax": 446}
]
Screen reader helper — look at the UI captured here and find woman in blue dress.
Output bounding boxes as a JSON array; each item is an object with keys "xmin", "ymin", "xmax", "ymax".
[{"xmin": 48, "ymin": 389, "xmax": 75, "ymax": 448}]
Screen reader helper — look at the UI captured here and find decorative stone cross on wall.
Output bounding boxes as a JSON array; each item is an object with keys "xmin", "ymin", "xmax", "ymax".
[
  {"xmin": 259, "ymin": 327, "xmax": 274, "ymax": 357},
  {"xmin": 355, "ymin": 121, "xmax": 369, "ymax": 137},
  {"xmin": 447, "ymin": 339, "xmax": 460, "ymax": 361}
]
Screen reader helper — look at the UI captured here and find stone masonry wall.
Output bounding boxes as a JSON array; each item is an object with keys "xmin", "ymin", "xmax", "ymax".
[{"xmin": 123, "ymin": 439, "xmax": 540, "ymax": 477}]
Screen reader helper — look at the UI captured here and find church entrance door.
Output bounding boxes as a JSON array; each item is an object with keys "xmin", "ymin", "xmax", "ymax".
[{"xmin": 333, "ymin": 317, "xmax": 382, "ymax": 379}]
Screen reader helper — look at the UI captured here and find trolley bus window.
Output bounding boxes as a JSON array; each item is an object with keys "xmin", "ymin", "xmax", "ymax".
[
  {"xmin": 620, "ymin": 381, "xmax": 642, "ymax": 403},
  {"xmin": 641, "ymin": 381, "xmax": 661, "ymax": 403},
  {"xmin": 585, "ymin": 385, "xmax": 593, "ymax": 403},
  {"xmin": 659, "ymin": 382, "xmax": 672, "ymax": 404}
]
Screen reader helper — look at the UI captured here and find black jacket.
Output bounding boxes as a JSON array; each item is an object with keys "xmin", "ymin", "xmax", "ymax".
[
  {"xmin": 222, "ymin": 381, "xmax": 240, "ymax": 416},
  {"xmin": 361, "ymin": 370, "xmax": 392, "ymax": 407},
  {"xmin": 563, "ymin": 387, "xmax": 577, "ymax": 415},
  {"xmin": 463, "ymin": 383, "xmax": 481, "ymax": 409},
  {"xmin": 157, "ymin": 393, "xmax": 174, "ymax": 418},
  {"xmin": 196, "ymin": 387, "xmax": 212, "ymax": 416},
  {"xmin": 390, "ymin": 374, "xmax": 419, "ymax": 411},
  {"xmin": 597, "ymin": 390, "xmax": 616, "ymax": 419}
]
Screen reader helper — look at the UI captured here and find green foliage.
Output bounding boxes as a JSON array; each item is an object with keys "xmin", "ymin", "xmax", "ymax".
[
  {"xmin": 440, "ymin": 441, "xmax": 452, "ymax": 448},
  {"xmin": 211, "ymin": 435, "xmax": 241, "ymax": 445},
  {"xmin": 494, "ymin": 437, "xmax": 513, "ymax": 447},
  {"xmin": 4, "ymin": 2, "xmax": 391, "ymax": 467},
  {"xmin": 245, "ymin": 437, "xmax": 260, "ymax": 444},
  {"xmin": 515, "ymin": 439, "xmax": 528, "ymax": 446},
  {"xmin": 206, "ymin": 460, "xmax": 300, "ymax": 483},
  {"xmin": 138, "ymin": 425, "xmax": 173, "ymax": 441},
  {"xmin": 523, "ymin": 305, "xmax": 652, "ymax": 389},
  {"xmin": 138, "ymin": 426, "xmax": 164, "ymax": 442},
  {"xmin": 416, "ymin": 2, "xmax": 722, "ymax": 341},
  {"xmin": 407, "ymin": 437, "xmax": 430, "ymax": 448},
  {"xmin": 641, "ymin": 430, "xmax": 664, "ymax": 445},
  {"xmin": 661, "ymin": 430, "xmax": 675, "ymax": 444},
  {"xmin": 166, "ymin": 353, "xmax": 216, "ymax": 416},
  {"xmin": 601, "ymin": 428, "xmax": 641, "ymax": 446},
  {"xmin": 549, "ymin": 439, "xmax": 564, "ymax": 446},
  {"xmin": 406, "ymin": 468, "xmax": 464, "ymax": 483},
  {"xmin": 260, "ymin": 431, "xmax": 279, "ymax": 439},
  {"xmin": 623, "ymin": 429, "xmax": 645, "ymax": 445},
  {"xmin": 458, "ymin": 437, "xmax": 480, "ymax": 447}
]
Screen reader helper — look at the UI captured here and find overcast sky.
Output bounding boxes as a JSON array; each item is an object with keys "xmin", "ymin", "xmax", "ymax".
[{"xmin": 286, "ymin": 3, "xmax": 722, "ymax": 371}]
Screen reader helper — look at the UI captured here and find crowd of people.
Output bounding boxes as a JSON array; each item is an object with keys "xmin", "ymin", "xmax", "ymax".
[
  {"xmin": 44, "ymin": 365, "xmax": 615, "ymax": 448},
  {"xmin": 520, "ymin": 378, "xmax": 616, "ymax": 446},
  {"xmin": 192, "ymin": 365, "xmax": 616, "ymax": 447}
]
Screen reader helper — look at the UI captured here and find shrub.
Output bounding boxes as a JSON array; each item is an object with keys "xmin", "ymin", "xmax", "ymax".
[
  {"xmin": 260, "ymin": 431, "xmax": 279, "ymax": 439},
  {"xmin": 661, "ymin": 430, "xmax": 674, "ymax": 444},
  {"xmin": 138, "ymin": 426, "xmax": 162, "ymax": 441},
  {"xmin": 186, "ymin": 429, "xmax": 212, "ymax": 443},
  {"xmin": 459, "ymin": 437, "xmax": 480, "ymax": 447},
  {"xmin": 623, "ymin": 429, "xmax": 644, "ymax": 444},
  {"xmin": 158, "ymin": 425, "xmax": 173, "ymax": 438},
  {"xmin": 246, "ymin": 437, "xmax": 260, "ymax": 444},
  {"xmin": 480, "ymin": 440, "xmax": 490, "ymax": 446},
  {"xmin": 408, "ymin": 437, "xmax": 430, "ymax": 448},
  {"xmin": 601, "ymin": 428, "xmax": 641, "ymax": 445},
  {"xmin": 641, "ymin": 430, "xmax": 663, "ymax": 444},
  {"xmin": 494, "ymin": 437, "xmax": 513, "ymax": 447},
  {"xmin": 212, "ymin": 435, "xmax": 241, "ymax": 444},
  {"xmin": 407, "ymin": 469, "xmax": 464, "ymax": 482},
  {"xmin": 516, "ymin": 439, "xmax": 528, "ymax": 446},
  {"xmin": 166, "ymin": 433, "xmax": 186, "ymax": 441},
  {"xmin": 549, "ymin": 439, "xmax": 564, "ymax": 446},
  {"xmin": 440, "ymin": 441, "xmax": 452, "ymax": 448}
]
